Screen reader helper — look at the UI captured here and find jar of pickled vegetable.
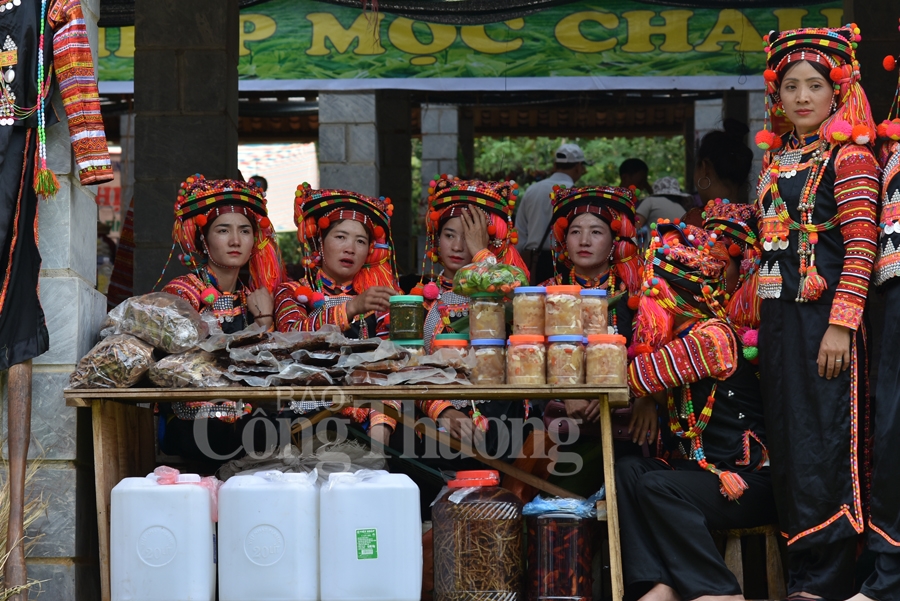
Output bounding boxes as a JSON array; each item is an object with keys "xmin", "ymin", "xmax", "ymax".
[
  {"xmin": 389, "ymin": 295, "xmax": 425, "ymax": 340},
  {"xmin": 433, "ymin": 470, "xmax": 524, "ymax": 601},
  {"xmin": 580, "ymin": 288, "xmax": 608, "ymax": 336},
  {"xmin": 470, "ymin": 293, "xmax": 507, "ymax": 340},
  {"xmin": 545, "ymin": 285, "xmax": 582, "ymax": 336},
  {"xmin": 526, "ymin": 512, "xmax": 594, "ymax": 601},
  {"xmin": 471, "ymin": 339, "xmax": 506, "ymax": 385},
  {"xmin": 585, "ymin": 334, "xmax": 627, "ymax": 385},
  {"xmin": 513, "ymin": 287, "xmax": 546, "ymax": 335},
  {"xmin": 507, "ymin": 335, "xmax": 546, "ymax": 386},
  {"xmin": 398, "ymin": 339, "xmax": 426, "ymax": 362},
  {"xmin": 432, "ymin": 337, "xmax": 470, "ymax": 366},
  {"xmin": 546, "ymin": 335, "xmax": 584, "ymax": 385}
]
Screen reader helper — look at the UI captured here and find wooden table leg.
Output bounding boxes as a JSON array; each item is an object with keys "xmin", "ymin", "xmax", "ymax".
[
  {"xmin": 5, "ymin": 359, "xmax": 31, "ymax": 601},
  {"xmin": 599, "ymin": 394, "xmax": 624, "ymax": 601},
  {"xmin": 93, "ymin": 400, "xmax": 118, "ymax": 601}
]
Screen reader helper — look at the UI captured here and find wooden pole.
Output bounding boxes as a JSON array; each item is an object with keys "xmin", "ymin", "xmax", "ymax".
[{"xmin": 5, "ymin": 359, "xmax": 31, "ymax": 601}]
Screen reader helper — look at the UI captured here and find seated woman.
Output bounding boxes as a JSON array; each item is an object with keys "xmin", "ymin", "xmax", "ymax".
[
  {"xmin": 541, "ymin": 185, "xmax": 642, "ymax": 425},
  {"xmin": 412, "ymin": 176, "xmax": 530, "ymax": 456},
  {"xmin": 618, "ymin": 230, "xmax": 776, "ymax": 601},
  {"xmin": 274, "ymin": 183, "xmax": 400, "ymax": 446},
  {"xmin": 161, "ymin": 175, "xmax": 285, "ymax": 463}
]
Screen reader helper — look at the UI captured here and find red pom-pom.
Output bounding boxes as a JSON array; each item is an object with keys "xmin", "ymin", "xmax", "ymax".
[
  {"xmin": 318, "ymin": 216, "xmax": 331, "ymax": 230},
  {"xmin": 755, "ymin": 130, "xmax": 777, "ymax": 150},
  {"xmin": 195, "ymin": 213, "xmax": 208, "ymax": 227},
  {"xmin": 429, "ymin": 210, "xmax": 441, "ymax": 222},
  {"xmin": 635, "ymin": 343, "xmax": 653, "ymax": 354},
  {"xmin": 884, "ymin": 55, "xmax": 897, "ymax": 71},
  {"xmin": 423, "ymin": 282, "xmax": 440, "ymax": 301},
  {"xmin": 852, "ymin": 124, "xmax": 872, "ymax": 145},
  {"xmin": 610, "ymin": 219, "xmax": 622, "ymax": 232},
  {"xmin": 259, "ymin": 217, "xmax": 271, "ymax": 229},
  {"xmin": 310, "ymin": 292, "xmax": 325, "ymax": 309},
  {"xmin": 763, "ymin": 69, "xmax": 778, "ymax": 82},
  {"xmin": 830, "ymin": 67, "xmax": 844, "ymax": 82},
  {"xmin": 728, "ymin": 243, "xmax": 743, "ymax": 257},
  {"xmin": 293, "ymin": 285, "xmax": 315, "ymax": 304},
  {"xmin": 374, "ymin": 225, "xmax": 385, "ymax": 240},
  {"xmin": 627, "ymin": 295, "xmax": 641, "ymax": 310},
  {"xmin": 304, "ymin": 217, "xmax": 317, "ymax": 238},
  {"xmin": 487, "ymin": 224, "xmax": 497, "ymax": 236},
  {"xmin": 200, "ymin": 286, "xmax": 219, "ymax": 305},
  {"xmin": 887, "ymin": 122, "xmax": 900, "ymax": 141},
  {"xmin": 557, "ymin": 217, "xmax": 569, "ymax": 229},
  {"xmin": 410, "ymin": 284, "xmax": 424, "ymax": 296}
]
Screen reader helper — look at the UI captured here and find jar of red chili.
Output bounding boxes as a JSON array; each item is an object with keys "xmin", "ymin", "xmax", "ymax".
[
  {"xmin": 526, "ymin": 512, "xmax": 594, "ymax": 601},
  {"xmin": 432, "ymin": 470, "xmax": 524, "ymax": 601}
]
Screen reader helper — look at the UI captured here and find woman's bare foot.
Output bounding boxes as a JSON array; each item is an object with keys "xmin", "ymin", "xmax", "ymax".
[
  {"xmin": 845, "ymin": 594, "xmax": 877, "ymax": 601},
  {"xmin": 695, "ymin": 596, "xmax": 744, "ymax": 601},
  {"xmin": 639, "ymin": 583, "xmax": 681, "ymax": 601}
]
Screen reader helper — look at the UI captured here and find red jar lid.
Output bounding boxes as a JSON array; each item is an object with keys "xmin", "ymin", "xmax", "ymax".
[{"xmin": 448, "ymin": 470, "xmax": 500, "ymax": 488}]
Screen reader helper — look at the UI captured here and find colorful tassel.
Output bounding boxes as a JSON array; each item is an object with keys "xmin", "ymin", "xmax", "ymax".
[
  {"xmin": 716, "ymin": 469, "xmax": 749, "ymax": 501},
  {"xmin": 800, "ymin": 265, "xmax": 828, "ymax": 301},
  {"xmin": 471, "ymin": 402, "xmax": 489, "ymax": 433}
]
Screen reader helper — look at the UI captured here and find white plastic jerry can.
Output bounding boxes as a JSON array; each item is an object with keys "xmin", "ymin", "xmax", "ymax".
[
  {"xmin": 218, "ymin": 470, "xmax": 319, "ymax": 601},
  {"xmin": 319, "ymin": 471, "xmax": 422, "ymax": 601},
  {"xmin": 110, "ymin": 473, "xmax": 216, "ymax": 601}
]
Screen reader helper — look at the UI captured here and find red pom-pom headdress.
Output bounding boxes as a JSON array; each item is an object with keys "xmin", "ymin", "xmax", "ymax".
[
  {"xmin": 757, "ymin": 24, "xmax": 874, "ymax": 148},
  {"xmin": 549, "ymin": 185, "xmax": 641, "ymax": 294},
  {"xmin": 422, "ymin": 176, "xmax": 528, "ymax": 281},
  {"xmin": 168, "ymin": 174, "xmax": 285, "ymax": 293},
  {"xmin": 701, "ymin": 199, "xmax": 762, "ymax": 329},
  {"xmin": 293, "ymin": 183, "xmax": 398, "ymax": 294}
]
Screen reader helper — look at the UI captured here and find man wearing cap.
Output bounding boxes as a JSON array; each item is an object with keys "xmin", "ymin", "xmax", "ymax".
[
  {"xmin": 635, "ymin": 176, "xmax": 691, "ymax": 229},
  {"xmin": 515, "ymin": 143, "xmax": 588, "ymax": 284}
]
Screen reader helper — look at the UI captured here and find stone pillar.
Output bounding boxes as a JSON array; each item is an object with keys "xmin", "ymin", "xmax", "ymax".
[
  {"xmin": 0, "ymin": 0, "xmax": 108, "ymax": 599},
  {"xmin": 132, "ymin": 0, "xmax": 240, "ymax": 294},
  {"xmin": 318, "ymin": 91, "xmax": 413, "ymax": 274}
]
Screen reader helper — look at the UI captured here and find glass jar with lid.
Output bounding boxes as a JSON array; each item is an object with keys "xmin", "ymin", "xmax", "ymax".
[
  {"xmin": 397, "ymin": 339, "xmax": 426, "ymax": 363},
  {"xmin": 526, "ymin": 512, "xmax": 594, "ymax": 601},
  {"xmin": 389, "ymin": 295, "xmax": 425, "ymax": 340},
  {"xmin": 470, "ymin": 339, "xmax": 506, "ymax": 385},
  {"xmin": 432, "ymin": 470, "xmax": 524, "ymax": 601},
  {"xmin": 545, "ymin": 285, "xmax": 582, "ymax": 336},
  {"xmin": 506, "ymin": 335, "xmax": 546, "ymax": 386},
  {"xmin": 469, "ymin": 293, "xmax": 507, "ymax": 340},
  {"xmin": 512, "ymin": 286, "xmax": 546, "ymax": 335},
  {"xmin": 585, "ymin": 334, "xmax": 627, "ymax": 385},
  {"xmin": 580, "ymin": 288, "xmax": 609, "ymax": 336},
  {"xmin": 546, "ymin": 335, "xmax": 585, "ymax": 385}
]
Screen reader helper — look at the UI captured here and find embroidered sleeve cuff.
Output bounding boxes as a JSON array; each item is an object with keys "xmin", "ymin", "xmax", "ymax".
[
  {"xmin": 369, "ymin": 411, "xmax": 397, "ymax": 431},
  {"xmin": 471, "ymin": 249, "xmax": 494, "ymax": 263},
  {"xmin": 829, "ymin": 299, "xmax": 864, "ymax": 330},
  {"xmin": 425, "ymin": 400, "xmax": 454, "ymax": 422}
]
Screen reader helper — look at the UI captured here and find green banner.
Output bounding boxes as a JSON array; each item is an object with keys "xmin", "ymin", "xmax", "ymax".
[{"xmin": 97, "ymin": 0, "xmax": 843, "ymax": 89}]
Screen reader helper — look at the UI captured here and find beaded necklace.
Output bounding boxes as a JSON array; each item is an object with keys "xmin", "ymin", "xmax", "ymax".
[
  {"xmin": 766, "ymin": 135, "xmax": 835, "ymax": 302},
  {"xmin": 203, "ymin": 268, "xmax": 247, "ymax": 324}
]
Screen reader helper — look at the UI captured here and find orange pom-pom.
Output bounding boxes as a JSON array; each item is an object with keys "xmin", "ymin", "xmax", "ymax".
[
  {"xmin": 195, "ymin": 213, "xmax": 208, "ymax": 227},
  {"xmin": 259, "ymin": 217, "xmax": 271, "ymax": 229},
  {"xmin": 884, "ymin": 55, "xmax": 897, "ymax": 71},
  {"xmin": 830, "ymin": 67, "xmax": 844, "ymax": 82},
  {"xmin": 487, "ymin": 224, "xmax": 497, "ymax": 236},
  {"xmin": 763, "ymin": 69, "xmax": 778, "ymax": 82},
  {"xmin": 627, "ymin": 295, "xmax": 641, "ymax": 310},
  {"xmin": 852, "ymin": 124, "xmax": 872, "ymax": 145},
  {"xmin": 728, "ymin": 243, "xmax": 742, "ymax": 257},
  {"xmin": 374, "ymin": 225, "xmax": 385, "ymax": 239},
  {"xmin": 430, "ymin": 210, "xmax": 441, "ymax": 222},
  {"xmin": 558, "ymin": 217, "xmax": 569, "ymax": 229},
  {"xmin": 610, "ymin": 219, "xmax": 622, "ymax": 232},
  {"xmin": 318, "ymin": 216, "xmax": 331, "ymax": 230}
]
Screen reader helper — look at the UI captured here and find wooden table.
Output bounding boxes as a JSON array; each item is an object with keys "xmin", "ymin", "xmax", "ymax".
[{"xmin": 65, "ymin": 385, "xmax": 629, "ymax": 601}]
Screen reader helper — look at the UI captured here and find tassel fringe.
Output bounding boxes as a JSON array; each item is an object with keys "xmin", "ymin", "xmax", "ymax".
[
  {"xmin": 34, "ymin": 167, "xmax": 59, "ymax": 199},
  {"xmin": 716, "ymin": 470, "xmax": 749, "ymax": 501},
  {"xmin": 800, "ymin": 266, "xmax": 828, "ymax": 301}
]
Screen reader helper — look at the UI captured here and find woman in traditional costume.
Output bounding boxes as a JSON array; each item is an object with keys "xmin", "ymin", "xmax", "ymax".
[
  {"xmin": 540, "ymin": 185, "xmax": 641, "ymax": 424},
  {"xmin": 618, "ymin": 232, "xmax": 774, "ymax": 601},
  {"xmin": 754, "ymin": 24, "xmax": 879, "ymax": 597},
  {"xmin": 161, "ymin": 174, "xmax": 285, "ymax": 461},
  {"xmin": 850, "ymin": 38, "xmax": 900, "ymax": 601},
  {"xmin": 274, "ymin": 183, "xmax": 400, "ymax": 446},
  {"xmin": 412, "ymin": 176, "xmax": 529, "ymax": 452}
]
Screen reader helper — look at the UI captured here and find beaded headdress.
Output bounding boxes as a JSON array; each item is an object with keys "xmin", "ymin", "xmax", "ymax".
[
  {"xmin": 293, "ymin": 183, "xmax": 397, "ymax": 294},
  {"xmin": 633, "ymin": 226, "xmax": 727, "ymax": 353},
  {"xmin": 166, "ymin": 174, "xmax": 284, "ymax": 293},
  {"xmin": 549, "ymin": 185, "xmax": 641, "ymax": 294},
  {"xmin": 756, "ymin": 24, "xmax": 875, "ymax": 149},
  {"xmin": 702, "ymin": 199, "xmax": 761, "ymax": 330},
  {"xmin": 421, "ymin": 176, "xmax": 528, "ymax": 280},
  {"xmin": 878, "ymin": 18, "xmax": 900, "ymax": 140}
]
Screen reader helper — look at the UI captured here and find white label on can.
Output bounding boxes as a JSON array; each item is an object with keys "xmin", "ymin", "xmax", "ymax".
[
  {"xmin": 138, "ymin": 526, "xmax": 177, "ymax": 567},
  {"xmin": 245, "ymin": 525, "xmax": 285, "ymax": 566}
]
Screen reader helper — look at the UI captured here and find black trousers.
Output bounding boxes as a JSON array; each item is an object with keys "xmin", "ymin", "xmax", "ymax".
[
  {"xmin": 784, "ymin": 539, "xmax": 857, "ymax": 600},
  {"xmin": 616, "ymin": 455, "xmax": 777, "ymax": 601},
  {"xmin": 860, "ymin": 552, "xmax": 900, "ymax": 601}
]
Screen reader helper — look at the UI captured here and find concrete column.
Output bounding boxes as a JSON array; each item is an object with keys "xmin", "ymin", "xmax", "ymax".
[
  {"xmin": 133, "ymin": 0, "xmax": 240, "ymax": 294},
  {"xmin": 318, "ymin": 91, "xmax": 413, "ymax": 274},
  {"xmin": 420, "ymin": 104, "xmax": 460, "ymax": 193},
  {"xmin": 0, "ymin": 0, "xmax": 108, "ymax": 598}
]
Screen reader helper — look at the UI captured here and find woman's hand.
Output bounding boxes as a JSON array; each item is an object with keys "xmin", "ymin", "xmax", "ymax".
[
  {"xmin": 345, "ymin": 286, "xmax": 394, "ymax": 317},
  {"xmin": 247, "ymin": 288, "xmax": 275, "ymax": 326},
  {"xmin": 628, "ymin": 396, "xmax": 658, "ymax": 445},
  {"xmin": 564, "ymin": 399, "xmax": 600, "ymax": 424},
  {"xmin": 818, "ymin": 324, "xmax": 851, "ymax": 380},
  {"xmin": 460, "ymin": 207, "xmax": 490, "ymax": 258},
  {"xmin": 438, "ymin": 408, "xmax": 484, "ymax": 446}
]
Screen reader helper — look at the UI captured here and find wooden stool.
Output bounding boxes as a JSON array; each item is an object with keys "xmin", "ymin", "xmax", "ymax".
[{"xmin": 715, "ymin": 525, "xmax": 786, "ymax": 599}]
